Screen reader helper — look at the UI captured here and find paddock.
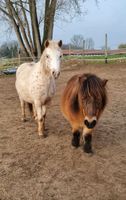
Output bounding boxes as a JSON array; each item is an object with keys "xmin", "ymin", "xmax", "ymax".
[{"xmin": 0, "ymin": 60, "xmax": 126, "ymax": 200}]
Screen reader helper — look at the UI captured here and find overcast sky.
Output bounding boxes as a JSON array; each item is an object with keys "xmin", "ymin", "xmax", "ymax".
[
  {"xmin": 0, "ymin": 0, "xmax": 126, "ymax": 49},
  {"xmin": 54, "ymin": 0, "xmax": 126, "ymax": 49}
]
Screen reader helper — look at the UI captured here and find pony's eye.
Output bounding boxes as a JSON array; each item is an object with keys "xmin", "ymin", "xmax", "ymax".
[
  {"xmin": 46, "ymin": 55, "xmax": 49, "ymax": 58},
  {"xmin": 60, "ymin": 55, "xmax": 62, "ymax": 58}
]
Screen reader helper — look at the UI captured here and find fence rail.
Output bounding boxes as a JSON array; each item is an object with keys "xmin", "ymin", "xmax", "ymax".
[
  {"xmin": 0, "ymin": 49, "xmax": 126, "ymax": 71},
  {"xmin": 63, "ymin": 49, "xmax": 126, "ymax": 56}
]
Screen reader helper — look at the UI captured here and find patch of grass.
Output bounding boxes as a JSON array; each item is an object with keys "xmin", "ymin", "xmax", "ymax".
[{"xmin": 63, "ymin": 54, "xmax": 126, "ymax": 60}]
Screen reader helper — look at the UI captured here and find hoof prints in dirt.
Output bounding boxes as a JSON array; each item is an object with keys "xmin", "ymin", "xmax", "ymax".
[{"xmin": 0, "ymin": 62, "xmax": 126, "ymax": 200}]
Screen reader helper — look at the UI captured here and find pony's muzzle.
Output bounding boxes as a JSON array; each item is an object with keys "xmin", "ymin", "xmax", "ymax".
[
  {"xmin": 52, "ymin": 71, "xmax": 60, "ymax": 79},
  {"xmin": 84, "ymin": 119, "xmax": 97, "ymax": 129}
]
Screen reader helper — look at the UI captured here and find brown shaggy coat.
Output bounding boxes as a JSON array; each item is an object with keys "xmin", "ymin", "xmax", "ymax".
[{"xmin": 61, "ymin": 73, "xmax": 107, "ymax": 131}]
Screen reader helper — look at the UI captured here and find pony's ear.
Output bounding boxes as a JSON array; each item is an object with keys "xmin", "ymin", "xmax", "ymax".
[
  {"xmin": 44, "ymin": 40, "xmax": 49, "ymax": 48},
  {"xmin": 58, "ymin": 40, "xmax": 62, "ymax": 47},
  {"xmin": 78, "ymin": 75, "xmax": 87, "ymax": 83},
  {"xmin": 102, "ymin": 79, "xmax": 108, "ymax": 87}
]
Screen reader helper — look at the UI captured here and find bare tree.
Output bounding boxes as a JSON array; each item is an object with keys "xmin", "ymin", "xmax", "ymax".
[
  {"xmin": 0, "ymin": 40, "xmax": 18, "ymax": 58},
  {"xmin": 85, "ymin": 38, "xmax": 95, "ymax": 50},
  {"xmin": 71, "ymin": 34, "xmax": 84, "ymax": 49},
  {"xmin": 118, "ymin": 43, "xmax": 126, "ymax": 49},
  {"xmin": 0, "ymin": 0, "xmax": 97, "ymax": 58},
  {"xmin": 0, "ymin": 0, "xmax": 35, "ymax": 57}
]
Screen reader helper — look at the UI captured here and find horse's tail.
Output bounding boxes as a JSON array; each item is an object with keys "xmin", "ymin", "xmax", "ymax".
[{"xmin": 27, "ymin": 103, "xmax": 33, "ymax": 115}]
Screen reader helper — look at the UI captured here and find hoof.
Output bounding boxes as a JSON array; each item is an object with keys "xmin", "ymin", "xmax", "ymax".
[
  {"xmin": 83, "ymin": 143, "xmax": 93, "ymax": 154},
  {"xmin": 38, "ymin": 134, "xmax": 44, "ymax": 139},
  {"xmin": 72, "ymin": 138, "xmax": 80, "ymax": 148},
  {"xmin": 43, "ymin": 132, "xmax": 48, "ymax": 138},
  {"xmin": 38, "ymin": 132, "xmax": 47, "ymax": 138},
  {"xmin": 34, "ymin": 116, "xmax": 38, "ymax": 121},
  {"xmin": 38, "ymin": 131, "xmax": 43, "ymax": 136},
  {"xmin": 72, "ymin": 131, "xmax": 80, "ymax": 148},
  {"xmin": 21, "ymin": 118, "xmax": 27, "ymax": 122}
]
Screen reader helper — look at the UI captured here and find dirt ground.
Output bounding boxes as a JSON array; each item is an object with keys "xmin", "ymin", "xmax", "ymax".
[{"xmin": 0, "ymin": 60, "xmax": 126, "ymax": 200}]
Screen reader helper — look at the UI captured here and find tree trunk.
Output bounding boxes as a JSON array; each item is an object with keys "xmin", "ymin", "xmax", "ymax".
[
  {"xmin": 8, "ymin": 0, "xmax": 35, "ymax": 58},
  {"xmin": 0, "ymin": 0, "xmax": 85, "ymax": 59},
  {"xmin": 6, "ymin": 0, "xmax": 29, "ymax": 57},
  {"xmin": 29, "ymin": 0, "xmax": 42, "ymax": 58},
  {"xmin": 19, "ymin": 0, "xmax": 34, "ymax": 52},
  {"xmin": 41, "ymin": 0, "xmax": 57, "ymax": 51}
]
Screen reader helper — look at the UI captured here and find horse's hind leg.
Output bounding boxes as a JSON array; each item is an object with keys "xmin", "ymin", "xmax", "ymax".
[
  {"xmin": 42, "ymin": 105, "xmax": 47, "ymax": 132},
  {"xmin": 71, "ymin": 127, "xmax": 80, "ymax": 148},
  {"xmin": 20, "ymin": 98, "xmax": 26, "ymax": 122}
]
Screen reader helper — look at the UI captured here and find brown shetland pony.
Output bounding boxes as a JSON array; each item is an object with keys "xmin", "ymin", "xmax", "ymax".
[{"xmin": 61, "ymin": 73, "xmax": 108, "ymax": 153}]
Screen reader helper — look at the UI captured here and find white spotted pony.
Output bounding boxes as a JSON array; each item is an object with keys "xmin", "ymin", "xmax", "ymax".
[{"xmin": 15, "ymin": 40, "xmax": 62, "ymax": 136}]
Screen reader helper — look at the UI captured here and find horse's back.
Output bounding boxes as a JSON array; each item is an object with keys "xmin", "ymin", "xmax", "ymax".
[
  {"xmin": 15, "ymin": 62, "xmax": 35, "ymax": 102},
  {"xmin": 16, "ymin": 62, "xmax": 35, "ymax": 78}
]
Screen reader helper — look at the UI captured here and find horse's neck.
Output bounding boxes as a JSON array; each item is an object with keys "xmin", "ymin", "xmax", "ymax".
[
  {"xmin": 35, "ymin": 58, "xmax": 55, "ymax": 94},
  {"xmin": 35, "ymin": 59, "xmax": 50, "ymax": 78}
]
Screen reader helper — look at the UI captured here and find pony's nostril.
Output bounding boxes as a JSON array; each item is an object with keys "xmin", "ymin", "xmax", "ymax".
[
  {"xmin": 84, "ymin": 119, "xmax": 97, "ymax": 129},
  {"xmin": 92, "ymin": 120, "xmax": 96, "ymax": 127},
  {"xmin": 84, "ymin": 120, "xmax": 89, "ymax": 127}
]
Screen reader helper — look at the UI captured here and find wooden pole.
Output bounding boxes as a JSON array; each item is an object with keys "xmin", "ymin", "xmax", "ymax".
[
  {"xmin": 69, "ymin": 44, "xmax": 71, "ymax": 56},
  {"xmin": 18, "ymin": 49, "xmax": 21, "ymax": 66},
  {"xmin": 105, "ymin": 33, "xmax": 108, "ymax": 63},
  {"xmin": 83, "ymin": 40, "xmax": 85, "ymax": 56},
  {"xmin": 12, "ymin": 49, "xmax": 14, "ymax": 67}
]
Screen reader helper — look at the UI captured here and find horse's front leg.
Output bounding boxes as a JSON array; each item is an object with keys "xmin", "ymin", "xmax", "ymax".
[
  {"xmin": 71, "ymin": 127, "xmax": 80, "ymax": 148},
  {"xmin": 35, "ymin": 102, "xmax": 46, "ymax": 136},
  {"xmin": 33, "ymin": 103, "xmax": 37, "ymax": 120},
  {"xmin": 83, "ymin": 128, "xmax": 93, "ymax": 153}
]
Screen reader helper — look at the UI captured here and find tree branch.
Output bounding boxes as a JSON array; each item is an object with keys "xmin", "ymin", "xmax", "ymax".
[
  {"xmin": 19, "ymin": 0, "xmax": 33, "ymax": 50},
  {"xmin": 6, "ymin": 0, "xmax": 29, "ymax": 57},
  {"xmin": 7, "ymin": 0, "xmax": 34, "ymax": 58},
  {"xmin": 11, "ymin": 1, "xmax": 30, "ymax": 13}
]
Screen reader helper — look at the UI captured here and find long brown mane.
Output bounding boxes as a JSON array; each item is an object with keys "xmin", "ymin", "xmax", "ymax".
[
  {"xmin": 62, "ymin": 73, "xmax": 107, "ymax": 115},
  {"xmin": 79, "ymin": 73, "xmax": 107, "ymax": 110}
]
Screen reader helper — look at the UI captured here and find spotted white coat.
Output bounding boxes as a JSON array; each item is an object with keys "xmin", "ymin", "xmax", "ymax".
[{"xmin": 15, "ymin": 40, "xmax": 62, "ymax": 136}]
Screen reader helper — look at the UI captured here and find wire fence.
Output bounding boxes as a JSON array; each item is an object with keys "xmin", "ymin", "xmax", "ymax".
[{"xmin": 0, "ymin": 49, "xmax": 126, "ymax": 72}]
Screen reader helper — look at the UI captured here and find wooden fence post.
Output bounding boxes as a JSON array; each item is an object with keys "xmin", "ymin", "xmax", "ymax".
[
  {"xmin": 83, "ymin": 40, "xmax": 85, "ymax": 57},
  {"xmin": 105, "ymin": 33, "xmax": 108, "ymax": 63},
  {"xmin": 69, "ymin": 44, "xmax": 71, "ymax": 56}
]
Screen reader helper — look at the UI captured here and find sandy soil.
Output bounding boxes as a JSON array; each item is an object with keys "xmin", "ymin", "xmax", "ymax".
[{"xmin": 0, "ymin": 60, "xmax": 126, "ymax": 200}]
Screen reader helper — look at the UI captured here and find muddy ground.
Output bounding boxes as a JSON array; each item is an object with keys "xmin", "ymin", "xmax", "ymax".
[{"xmin": 0, "ymin": 60, "xmax": 126, "ymax": 200}]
